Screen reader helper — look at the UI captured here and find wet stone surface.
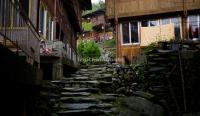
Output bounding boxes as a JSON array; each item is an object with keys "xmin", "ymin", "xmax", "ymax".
[
  {"xmin": 52, "ymin": 64, "xmax": 123, "ymax": 116},
  {"xmin": 51, "ymin": 63, "xmax": 166, "ymax": 116}
]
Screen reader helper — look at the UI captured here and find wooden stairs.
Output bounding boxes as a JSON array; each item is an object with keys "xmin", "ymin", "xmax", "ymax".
[{"xmin": 0, "ymin": 38, "xmax": 22, "ymax": 54}]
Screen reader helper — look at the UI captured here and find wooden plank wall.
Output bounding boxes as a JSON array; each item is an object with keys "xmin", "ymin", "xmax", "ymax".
[
  {"xmin": 106, "ymin": 0, "xmax": 200, "ymax": 19},
  {"xmin": 29, "ymin": 0, "xmax": 39, "ymax": 28}
]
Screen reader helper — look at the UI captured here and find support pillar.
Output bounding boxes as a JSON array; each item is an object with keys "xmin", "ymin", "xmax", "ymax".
[{"xmin": 182, "ymin": 16, "xmax": 188, "ymax": 40}]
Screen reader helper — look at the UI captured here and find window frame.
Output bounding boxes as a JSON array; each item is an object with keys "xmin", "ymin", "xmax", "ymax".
[
  {"xmin": 188, "ymin": 15, "xmax": 200, "ymax": 40},
  {"xmin": 120, "ymin": 21, "xmax": 140, "ymax": 45}
]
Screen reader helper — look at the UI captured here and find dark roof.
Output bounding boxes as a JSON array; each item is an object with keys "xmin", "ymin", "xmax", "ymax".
[
  {"xmin": 82, "ymin": 8, "xmax": 105, "ymax": 18},
  {"xmin": 80, "ymin": 0, "xmax": 92, "ymax": 10}
]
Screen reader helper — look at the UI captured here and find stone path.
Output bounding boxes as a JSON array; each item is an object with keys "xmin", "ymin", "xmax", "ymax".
[{"xmin": 52, "ymin": 64, "xmax": 124, "ymax": 116}]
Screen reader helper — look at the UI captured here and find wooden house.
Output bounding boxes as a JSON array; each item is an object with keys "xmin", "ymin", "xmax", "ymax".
[
  {"xmin": 39, "ymin": 0, "xmax": 92, "ymax": 80},
  {"xmin": 0, "ymin": 0, "xmax": 42, "ymax": 116},
  {"xmin": 82, "ymin": 8, "xmax": 113, "ymax": 42},
  {"xmin": 0, "ymin": 0, "xmax": 91, "ymax": 115},
  {"xmin": 106, "ymin": 0, "xmax": 200, "ymax": 64}
]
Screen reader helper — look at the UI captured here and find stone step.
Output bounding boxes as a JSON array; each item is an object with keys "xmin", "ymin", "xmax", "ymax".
[
  {"xmin": 60, "ymin": 97, "xmax": 98, "ymax": 103},
  {"xmin": 63, "ymin": 81, "xmax": 98, "ymax": 88},
  {"xmin": 62, "ymin": 87, "xmax": 99, "ymax": 93},
  {"xmin": 145, "ymin": 49, "xmax": 158, "ymax": 54},
  {"xmin": 148, "ymin": 60, "xmax": 173, "ymax": 66},
  {"xmin": 58, "ymin": 109, "xmax": 109, "ymax": 116},
  {"xmin": 62, "ymin": 76, "xmax": 90, "ymax": 81},
  {"xmin": 90, "ymin": 74, "xmax": 102, "ymax": 78},
  {"xmin": 150, "ymin": 57, "xmax": 168, "ymax": 62},
  {"xmin": 62, "ymin": 80, "xmax": 112, "ymax": 88},
  {"xmin": 147, "ymin": 54, "xmax": 160, "ymax": 58},
  {"xmin": 88, "ymin": 65, "xmax": 107, "ymax": 68},
  {"xmin": 70, "ymin": 74, "xmax": 83, "ymax": 77},
  {"xmin": 88, "ymin": 67, "xmax": 104, "ymax": 71},
  {"xmin": 148, "ymin": 67, "xmax": 166, "ymax": 72},
  {"xmin": 131, "ymin": 91, "xmax": 155, "ymax": 100},
  {"xmin": 81, "ymin": 73, "xmax": 90, "ymax": 76},
  {"xmin": 102, "ymin": 73, "xmax": 113, "ymax": 78},
  {"xmin": 61, "ymin": 92, "xmax": 91, "ymax": 97},
  {"xmin": 79, "ymin": 69, "xmax": 89, "ymax": 72},
  {"xmin": 148, "ymin": 62, "xmax": 158, "ymax": 66},
  {"xmin": 60, "ymin": 103, "xmax": 114, "ymax": 110},
  {"xmin": 149, "ymin": 86, "xmax": 168, "ymax": 93},
  {"xmin": 56, "ymin": 80, "xmax": 98, "ymax": 85},
  {"xmin": 99, "ymin": 96, "xmax": 117, "ymax": 102},
  {"xmin": 97, "ymin": 76, "xmax": 112, "ymax": 81},
  {"xmin": 105, "ymin": 93, "xmax": 125, "ymax": 97},
  {"xmin": 157, "ymin": 49, "xmax": 174, "ymax": 53}
]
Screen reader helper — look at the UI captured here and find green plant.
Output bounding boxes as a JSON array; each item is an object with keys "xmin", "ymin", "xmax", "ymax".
[
  {"xmin": 78, "ymin": 40, "xmax": 101, "ymax": 64},
  {"xmin": 109, "ymin": 48, "xmax": 116, "ymax": 60},
  {"xmin": 142, "ymin": 42, "xmax": 156, "ymax": 54},
  {"xmin": 82, "ymin": 22, "xmax": 93, "ymax": 32},
  {"xmin": 132, "ymin": 64, "xmax": 146, "ymax": 83},
  {"xmin": 104, "ymin": 39, "xmax": 115, "ymax": 48}
]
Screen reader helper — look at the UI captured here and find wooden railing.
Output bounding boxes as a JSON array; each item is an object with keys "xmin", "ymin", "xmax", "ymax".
[
  {"xmin": 40, "ymin": 40, "xmax": 78, "ymax": 65},
  {"xmin": 0, "ymin": 0, "xmax": 40, "ymax": 63}
]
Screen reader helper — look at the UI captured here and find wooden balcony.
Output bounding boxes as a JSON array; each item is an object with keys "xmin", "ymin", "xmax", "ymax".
[
  {"xmin": 40, "ymin": 40, "xmax": 78, "ymax": 66},
  {"xmin": 0, "ymin": 0, "xmax": 40, "ymax": 63},
  {"xmin": 0, "ymin": 28, "xmax": 40, "ymax": 63},
  {"xmin": 106, "ymin": 0, "xmax": 200, "ymax": 19}
]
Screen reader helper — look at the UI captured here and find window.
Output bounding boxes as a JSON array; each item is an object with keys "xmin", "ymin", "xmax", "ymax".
[
  {"xmin": 39, "ymin": 6, "xmax": 44, "ymax": 34},
  {"xmin": 1, "ymin": 0, "xmax": 12, "ymax": 27},
  {"xmin": 130, "ymin": 22, "xmax": 139, "ymax": 43},
  {"xmin": 150, "ymin": 20, "xmax": 158, "ymax": 26},
  {"xmin": 141, "ymin": 21, "xmax": 149, "ymax": 27},
  {"xmin": 46, "ymin": 13, "xmax": 53, "ymax": 40},
  {"xmin": 0, "ymin": 0, "xmax": 26, "ymax": 27},
  {"xmin": 121, "ymin": 22, "xmax": 139, "ymax": 44},
  {"xmin": 171, "ymin": 17, "xmax": 181, "ymax": 39},
  {"xmin": 188, "ymin": 15, "xmax": 199, "ymax": 40},
  {"xmin": 122, "ymin": 22, "xmax": 130, "ymax": 44},
  {"xmin": 161, "ymin": 18, "xmax": 170, "ymax": 25}
]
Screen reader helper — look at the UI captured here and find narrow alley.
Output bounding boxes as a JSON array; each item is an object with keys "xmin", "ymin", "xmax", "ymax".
[
  {"xmin": 52, "ymin": 64, "xmax": 122, "ymax": 116},
  {"xmin": 1, "ymin": 0, "xmax": 200, "ymax": 116}
]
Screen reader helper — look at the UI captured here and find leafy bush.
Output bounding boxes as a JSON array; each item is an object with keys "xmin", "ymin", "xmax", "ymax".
[
  {"xmin": 78, "ymin": 40, "xmax": 101, "ymax": 58},
  {"xmin": 109, "ymin": 48, "xmax": 116, "ymax": 60},
  {"xmin": 82, "ymin": 22, "xmax": 93, "ymax": 32},
  {"xmin": 142, "ymin": 42, "xmax": 156, "ymax": 54},
  {"xmin": 103, "ymin": 39, "xmax": 115, "ymax": 48}
]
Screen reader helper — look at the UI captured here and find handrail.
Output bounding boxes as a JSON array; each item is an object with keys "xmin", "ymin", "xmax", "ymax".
[{"xmin": 11, "ymin": 0, "xmax": 41, "ymax": 38}]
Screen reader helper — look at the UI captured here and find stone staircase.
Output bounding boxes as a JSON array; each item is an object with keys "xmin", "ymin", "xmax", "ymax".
[
  {"xmin": 145, "ymin": 48, "xmax": 183, "ymax": 115},
  {"xmin": 52, "ymin": 64, "xmax": 124, "ymax": 116}
]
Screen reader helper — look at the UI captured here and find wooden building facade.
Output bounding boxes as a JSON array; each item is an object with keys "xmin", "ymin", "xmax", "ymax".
[
  {"xmin": 0, "ymin": 0, "xmax": 91, "ymax": 115},
  {"xmin": 39, "ymin": 0, "xmax": 92, "ymax": 80},
  {"xmin": 106, "ymin": 0, "xmax": 200, "ymax": 64},
  {"xmin": 82, "ymin": 9, "xmax": 113, "ymax": 42}
]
